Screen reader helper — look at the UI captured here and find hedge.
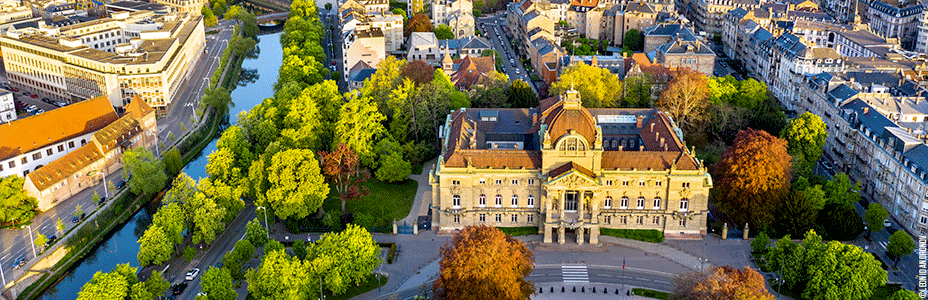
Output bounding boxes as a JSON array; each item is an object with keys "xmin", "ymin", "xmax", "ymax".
[
  {"xmin": 599, "ymin": 228, "xmax": 664, "ymax": 243},
  {"xmin": 497, "ymin": 226, "xmax": 538, "ymax": 237}
]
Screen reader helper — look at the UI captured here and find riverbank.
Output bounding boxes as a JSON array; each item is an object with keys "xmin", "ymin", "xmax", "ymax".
[{"xmin": 3, "ymin": 25, "xmax": 252, "ymax": 300}]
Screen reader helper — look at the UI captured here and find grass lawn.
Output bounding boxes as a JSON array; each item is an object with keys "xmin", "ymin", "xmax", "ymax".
[
  {"xmin": 327, "ymin": 274, "xmax": 389, "ymax": 300},
  {"xmin": 322, "ymin": 178, "xmax": 418, "ymax": 228},
  {"xmin": 632, "ymin": 288, "xmax": 670, "ymax": 299},
  {"xmin": 498, "ymin": 226, "xmax": 539, "ymax": 236}
]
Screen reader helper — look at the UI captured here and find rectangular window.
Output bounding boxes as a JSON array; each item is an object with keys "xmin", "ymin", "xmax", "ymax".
[
  {"xmin": 605, "ymin": 197, "xmax": 613, "ymax": 208},
  {"xmin": 495, "ymin": 214, "xmax": 502, "ymax": 223},
  {"xmin": 527, "ymin": 195, "xmax": 535, "ymax": 207},
  {"xmin": 604, "ymin": 215, "xmax": 611, "ymax": 225},
  {"xmin": 8, "ymin": 161, "xmax": 14, "ymax": 168},
  {"xmin": 679, "ymin": 219, "xmax": 687, "ymax": 227},
  {"xmin": 480, "ymin": 214, "xmax": 486, "ymax": 222},
  {"xmin": 636, "ymin": 216, "xmax": 644, "ymax": 225},
  {"xmin": 620, "ymin": 197, "xmax": 628, "ymax": 208},
  {"xmin": 653, "ymin": 216, "xmax": 661, "ymax": 225},
  {"xmin": 527, "ymin": 214, "xmax": 534, "ymax": 223},
  {"xmin": 655, "ymin": 180, "xmax": 662, "ymax": 186},
  {"xmin": 680, "ymin": 198, "xmax": 689, "ymax": 211},
  {"xmin": 620, "ymin": 215, "xmax": 627, "ymax": 225},
  {"xmin": 511, "ymin": 214, "xmax": 518, "ymax": 223},
  {"xmin": 0, "ymin": 163, "xmax": 3, "ymax": 171},
  {"xmin": 920, "ymin": 216, "xmax": 927, "ymax": 225},
  {"xmin": 639, "ymin": 181, "xmax": 646, "ymax": 187},
  {"xmin": 606, "ymin": 180, "xmax": 613, "ymax": 186},
  {"xmin": 528, "ymin": 179, "xmax": 535, "ymax": 185},
  {"xmin": 454, "ymin": 215, "xmax": 460, "ymax": 223},
  {"xmin": 511, "ymin": 179, "xmax": 519, "ymax": 185},
  {"xmin": 511, "ymin": 195, "xmax": 518, "ymax": 207},
  {"xmin": 46, "ymin": 149, "xmax": 53, "ymax": 156},
  {"xmin": 653, "ymin": 198, "xmax": 662, "ymax": 209},
  {"xmin": 451, "ymin": 180, "xmax": 460, "ymax": 186},
  {"xmin": 682, "ymin": 182, "xmax": 690, "ymax": 188},
  {"xmin": 68, "ymin": 141, "xmax": 74, "ymax": 148},
  {"xmin": 622, "ymin": 180, "xmax": 629, "ymax": 186},
  {"xmin": 479, "ymin": 178, "xmax": 486, "ymax": 185},
  {"xmin": 495, "ymin": 179, "xmax": 502, "ymax": 185},
  {"xmin": 32, "ymin": 153, "xmax": 41, "ymax": 160},
  {"xmin": 479, "ymin": 194, "xmax": 486, "ymax": 207},
  {"xmin": 21, "ymin": 157, "xmax": 27, "ymax": 164},
  {"xmin": 637, "ymin": 197, "xmax": 645, "ymax": 209}
]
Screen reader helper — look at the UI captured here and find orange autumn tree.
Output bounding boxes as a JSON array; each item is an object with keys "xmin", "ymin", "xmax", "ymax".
[
  {"xmin": 318, "ymin": 143, "xmax": 369, "ymax": 213},
  {"xmin": 433, "ymin": 225, "xmax": 535, "ymax": 300},
  {"xmin": 656, "ymin": 67, "xmax": 710, "ymax": 132},
  {"xmin": 672, "ymin": 266, "xmax": 774, "ymax": 300},
  {"xmin": 714, "ymin": 128, "xmax": 791, "ymax": 229}
]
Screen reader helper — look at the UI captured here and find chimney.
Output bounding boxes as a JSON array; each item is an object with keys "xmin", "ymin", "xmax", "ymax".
[
  {"xmin": 618, "ymin": 145, "xmax": 624, "ymax": 151},
  {"xmin": 660, "ymin": 137, "xmax": 665, "ymax": 148},
  {"xmin": 863, "ymin": 107, "xmax": 869, "ymax": 114},
  {"xmin": 639, "ymin": 145, "xmax": 645, "ymax": 151},
  {"xmin": 650, "ymin": 122, "xmax": 655, "ymax": 132},
  {"xmin": 655, "ymin": 131, "xmax": 660, "ymax": 142},
  {"xmin": 636, "ymin": 115, "xmax": 644, "ymax": 128}
]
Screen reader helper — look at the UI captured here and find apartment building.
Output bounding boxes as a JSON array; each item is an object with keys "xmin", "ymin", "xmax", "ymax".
[
  {"xmin": 756, "ymin": 32, "xmax": 844, "ymax": 112},
  {"xmin": 866, "ymin": 0, "xmax": 922, "ymax": 51},
  {"xmin": 834, "ymin": 28, "xmax": 895, "ymax": 57},
  {"xmin": 20, "ymin": 95, "xmax": 158, "ymax": 211},
  {"xmin": 343, "ymin": 24, "xmax": 385, "ymax": 80},
  {"xmin": 800, "ymin": 71, "xmax": 928, "ymax": 236},
  {"xmin": 678, "ymin": 0, "xmax": 761, "ymax": 35},
  {"xmin": 432, "ymin": 0, "xmax": 475, "ymax": 38},
  {"xmin": 0, "ymin": 11, "xmax": 206, "ymax": 116},
  {"xmin": 431, "ymin": 89, "xmax": 712, "ymax": 243},
  {"xmin": 0, "ymin": 88, "xmax": 14, "ymax": 122},
  {"xmin": 149, "ymin": 0, "xmax": 205, "ymax": 14},
  {"xmin": 642, "ymin": 22, "xmax": 716, "ymax": 75},
  {"xmin": 0, "ymin": 0, "xmax": 33, "ymax": 25},
  {"xmin": 602, "ymin": 2, "xmax": 658, "ymax": 45}
]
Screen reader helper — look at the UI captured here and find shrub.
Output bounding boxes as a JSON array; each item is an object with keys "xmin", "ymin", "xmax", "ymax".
[
  {"xmin": 751, "ymin": 231, "xmax": 770, "ymax": 254},
  {"xmin": 599, "ymin": 228, "xmax": 664, "ymax": 243},
  {"xmin": 497, "ymin": 227, "xmax": 539, "ymax": 237},
  {"xmin": 183, "ymin": 246, "xmax": 198, "ymax": 261}
]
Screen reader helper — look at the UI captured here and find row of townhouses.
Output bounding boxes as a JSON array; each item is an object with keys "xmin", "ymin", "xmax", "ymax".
[{"xmin": 720, "ymin": 0, "xmax": 928, "ymax": 235}]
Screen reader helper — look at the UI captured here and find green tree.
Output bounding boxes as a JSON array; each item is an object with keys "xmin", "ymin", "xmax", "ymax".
[
  {"xmin": 55, "ymin": 217, "xmax": 65, "ymax": 234},
  {"xmin": 325, "ymin": 2, "xmax": 333, "ymax": 10},
  {"xmin": 201, "ymin": 267, "xmax": 238, "ymax": 300},
  {"xmin": 74, "ymin": 204, "xmax": 83, "ymax": 218},
  {"xmin": 223, "ymin": 239, "xmax": 255, "ymax": 280},
  {"xmin": 202, "ymin": 87, "xmax": 234, "ymax": 118},
  {"xmin": 890, "ymin": 289, "xmax": 920, "ymax": 300},
  {"xmin": 222, "ymin": 5, "xmax": 246, "ymax": 20},
  {"xmin": 801, "ymin": 232, "xmax": 886, "ymax": 299},
  {"xmin": 153, "ymin": 202, "xmax": 185, "ymax": 246},
  {"xmin": 507, "ymin": 79, "xmax": 537, "ymax": 108},
  {"xmin": 198, "ymin": 178, "xmax": 244, "ymax": 223},
  {"xmin": 817, "ymin": 203, "xmax": 864, "ymax": 240},
  {"xmin": 292, "ymin": 240, "xmax": 307, "ymax": 259},
  {"xmin": 751, "ymin": 232, "xmax": 769, "ymax": 254},
  {"xmin": 865, "ymin": 203, "xmax": 888, "ymax": 233},
  {"xmin": 122, "ymin": 148, "xmax": 168, "ymax": 195},
  {"xmin": 309, "ymin": 224, "xmax": 381, "ymax": 295},
  {"xmin": 623, "ymin": 29, "xmax": 642, "ymax": 51},
  {"xmin": 434, "ymin": 24, "xmax": 455, "ymax": 39},
  {"xmin": 335, "ymin": 96, "xmax": 387, "ymax": 166},
  {"xmin": 190, "ymin": 193, "xmax": 226, "ymax": 244},
  {"xmin": 375, "ymin": 151, "xmax": 411, "ymax": 182},
  {"xmin": 469, "ymin": 71, "xmax": 509, "ymax": 108},
  {"xmin": 77, "ymin": 264, "xmax": 138, "ymax": 300},
  {"xmin": 35, "ymin": 233, "xmax": 48, "ymax": 250},
  {"xmin": 0, "ymin": 176, "xmax": 38, "ymax": 225},
  {"xmin": 781, "ymin": 112, "xmax": 827, "ymax": 177},
  {"xmin": 887, "ymin": 230, "xmax": 916, "ymax": 259},
  {"xmin": 129, "ymin": 271, "xmax": 169, "ymax": 300},
  {"xmin": 822, "ymin": 172, "xmax": 860, "ymax": 207},
  {"xmin": 549, "ymin": 63, "xmax": 623, "ymax": 108},
  {"xmin": 265, "ymin": 149, "xmax": 329, "ymax": 219},
  {"xmin": 245, "ymin": 217, "xmax": 268, "ymax": 247},
  {"xmin": 202, "ymin": 6, "xmax": 218, "ymax": 27},
  {"xmin": 622, "ymin": 73, "xmax": 653, "ymax": 107},
  {"xmin": 280, "ymin": 86, "xmax": 324, "ymax": 150},
  {"xmin": 247, "ymin": 249, "xmax": 317, "ymax": 299},
  {"xmin": 138, "ymin": 225, "xmax": 171, "ymax": 266},
  {"xmin": 774, "ymin": 189, "xmax": 820, "ymax": 237},
  {"xmin": 163, "ymin": 148, "xmax": 183, "ymax": 176}
]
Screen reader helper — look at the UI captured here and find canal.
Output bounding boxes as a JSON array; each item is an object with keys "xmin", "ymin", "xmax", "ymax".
[{"xmin": 38, "ymin": 31, "xmax": 282, "ymax": 299}]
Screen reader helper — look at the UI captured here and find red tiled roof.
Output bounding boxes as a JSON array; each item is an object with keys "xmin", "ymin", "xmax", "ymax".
[
  {"xmin": 444, "ymin": 150, "xmax": 543, "ymax": 169},
  {"xmin": 124, "ymin": 95, "xmax": 154, "ymax": 120},
  {"xmin": 27, "ymin": 144, "xmax": 102, "ymax": 191},
  {"xmin": 543, "ymin": 101, "xmax": 598, "ymax": 143},
  {"xmin": 451, "ymin": 56, "xmax": 496, "ymax": 89},
  {"xmin": 549, "ymin": 161, "xmax": 596, "ymax": 179},
  {"xmin": 601, "ymin": 151, "xmax": 698, "ymax": 170},
  {"xmin": 639, "ymin": 111, "xmax": 684, "ymax": 152}
]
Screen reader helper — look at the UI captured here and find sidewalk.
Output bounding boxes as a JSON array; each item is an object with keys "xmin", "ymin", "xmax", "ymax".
[
  {"xmin": 515, "ymin": 234, "xmax": 716, "ymax": 272},
  {"xmin": 399, "ymin": 159, "xmax": 437, "ymax": 227},
  {"xmin": 531, "ymin": 283, "xmax": 658, "ymax": 300}
]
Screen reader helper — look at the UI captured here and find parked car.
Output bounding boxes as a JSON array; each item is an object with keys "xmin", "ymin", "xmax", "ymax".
[
  {"xmin": 45, "ymin": 235, "xmax": 57, "ymax": 247},
  {"xmin": 883, "ymin": 219, "xmax": 892, "ymax": 228},
  {"xmin": 11, "ymin": 256, "xmax": 27, "ymax": 270},
  {"xmin": 820, "ymin": 160, "xmax": 834, "ymax": 172},
  {"xmin": 185, "ymin": 268, "xmax": 201, "ymax": 281},
  {"xmin": 116, "ymin": 180, "xmax": 127, "ymax": 189},
  {"xmin": 72, "ymin": 215, "xmax": 80, "ymax": 223},
  {"xmin": 172, "ymin": 282, "xmax": 188, "ymax": 295},
  {"xmin": 56, "ymin": 102, "xmax": 67, "ymax": 107},
  {"xmin": 30, "ymin": 94, "xmax": 37, "ymax": 98},
  {"xmin": 10, "ymin": 87, "xmax": 19, "ymax": 92},
  {"xmin": 98, "ymin": 196, "xmax": 107, "ymax": 205}
]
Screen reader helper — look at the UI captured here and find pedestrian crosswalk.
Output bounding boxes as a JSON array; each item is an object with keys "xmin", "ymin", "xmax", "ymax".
[
  {"xmin": 561, "ymin": 265, "xmax": 589, "ymax": 283},
  {"xmin": 878, "ymin": 241, "xmax": 888, "ymax": 250}
]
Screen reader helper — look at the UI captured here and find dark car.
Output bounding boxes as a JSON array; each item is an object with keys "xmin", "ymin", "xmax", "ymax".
[
  {"xmin": 116, "ymin": 180, "xmax": 127, "ymax": 189},
  {"xmin": 72, "ymin": 216, "xmax": 80, "ymax": 223},
  {"xmin": 11, "ymin": 256, "xmax": 27, "ymax": 270},
  {"xmin": 172, "ymin": 282, "xmax": 188, "ymax": 295},
  {"xmin": 45, "ymin": 235, "xmax": 57, "ymax": 247},
  {"xmin": 30, "ymin": 94, "xmax": 37, "ymax": 98},
  {"xmin": 98, "ymin": 196, "xmax": 107, "ymax": 205}
]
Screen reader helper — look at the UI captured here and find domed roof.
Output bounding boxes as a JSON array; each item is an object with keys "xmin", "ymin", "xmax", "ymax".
[{"xmin": 543, "ymin": 90, "xmax": 597, "ymax": 143}]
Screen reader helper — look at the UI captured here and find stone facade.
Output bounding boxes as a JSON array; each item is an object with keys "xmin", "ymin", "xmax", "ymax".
[
  {"xmin": 432, "ymin": 0, "xmax": 475, "ymax": 38},
  {"xmin": 431, "ymin": 90, "xmax": 712, "ymax": 243}
]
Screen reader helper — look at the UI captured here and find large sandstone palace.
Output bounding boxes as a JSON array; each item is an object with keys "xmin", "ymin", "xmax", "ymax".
[{"xmin": 429, "ymin": 89, "xmax": 712, "ymax": 244}]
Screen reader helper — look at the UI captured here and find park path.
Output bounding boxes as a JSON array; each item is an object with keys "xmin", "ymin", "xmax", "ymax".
[{"xmin": 397, "ymin": 158, "xmax": 437, "ymax": 228}]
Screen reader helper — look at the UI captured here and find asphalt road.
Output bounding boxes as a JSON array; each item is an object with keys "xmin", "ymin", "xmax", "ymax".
[
  {"xmin": 529, "ymin": 265, "xmax": 674, "ymax": 292},
  {"xmin": 0, "ymin": 22, "xmax": 235, "ymax": 289},
  {"xmin": 157, "ymin": 20, "xmax": 236, "ymax": 148},
  {"xmin": 478, "ymin": 15, "xmax": 530, "ymax": 82}
]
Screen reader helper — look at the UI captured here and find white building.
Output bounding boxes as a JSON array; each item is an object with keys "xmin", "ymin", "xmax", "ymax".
[
  {"xmin": 866, "ymin": 0, "xmax": 922, "ymax": 51},
  {"xmin": 0, "ymin": 88, "xmax": 14, "ymax": 122},
  {"xmin": 432, "ymin": 0, "xmax": 475, "ymax": 38},
  {"xmin": 407, "ymin": 31, "xmax": 441, "ymax": 65},
  {"xmin": 342, "ymin": 24, "xmax": 385, "ymax": 81}
]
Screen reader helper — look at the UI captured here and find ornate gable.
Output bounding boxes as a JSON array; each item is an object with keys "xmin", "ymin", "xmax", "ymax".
[{"xmin": 548, "ymin": 171, "xmax": 598, "ymax": 189}]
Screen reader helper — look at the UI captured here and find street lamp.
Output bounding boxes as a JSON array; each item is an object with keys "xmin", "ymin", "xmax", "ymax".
[
  {"xmin": 256, "ymin": 206, "xmax": 269, "ymax": 238},
  {"xmin": 26, "ymin": 224, "xmax": 36, "ymax": 258},
  {"xmin": 87, "ymin": 168, "xmax": 109, "ymax": 198}
]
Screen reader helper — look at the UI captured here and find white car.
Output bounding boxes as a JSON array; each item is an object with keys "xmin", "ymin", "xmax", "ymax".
[
  {"xmin": 185, "ymin": 268, "xmax": 201, "ymax": 281},
  {"xmin": 883, "ymin": 219, "xmax": 891, "ymax": 228}
]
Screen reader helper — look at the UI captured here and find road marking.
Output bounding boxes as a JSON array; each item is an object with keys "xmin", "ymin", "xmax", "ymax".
[
  {"xmin": 561, "ymin": 265, "xmax": 589, "ymax": 283},
  {"xmin": 655, "ymin": 280, "xmax": 671, "ymax": 284},
  {"xmin": 879, "ymin": 241, "xmax": 888, "ymax": 250},
  {"xmin": 596, "ymin": 274, "xmax": 613, "ymax": 277}
]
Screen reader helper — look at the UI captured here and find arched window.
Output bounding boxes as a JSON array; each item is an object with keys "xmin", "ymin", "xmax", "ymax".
[
  {"xmin": 620, "ymin": 196, "xmax": 629, "ymax": 208},
  {"xmin": 604, "ymin": 196, "xmax": 613, "ymax": 208},
  {"xmin": 495, "ymin": 194, "xmax": 502, "ymax": 207},
  {"xmin": 653, "ymin": 197, "xmax": 662, "ymax": 209},
  {"xmin": 527, "ymin": 195, "xmax": 535, "ymax": 207},
  {"xmin": 679, "ymin": 198, "xmax": 689, "ymax": 211},
  {"xmin": 452, "ymin": 195, "xmax": 461, "ymax": 208},
  {"xmin": 511, "ymin": 195, "xmax": 519, "ymax": 207},
  {"xmin": 637, "ymin": 197, "xmax": 645, "ymax": 209},
  {"xmin": 478, "ymin": 194, "xmax": 486, "ymax": 207},
  {"xmin": 557, "ymin": 136, "xmax": 588, "ymax": 153}
]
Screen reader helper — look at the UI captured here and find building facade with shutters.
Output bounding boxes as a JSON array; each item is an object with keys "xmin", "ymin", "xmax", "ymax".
[{"xmin": 430, "ymin": 89, "xmax": 712, "ymax": 244}]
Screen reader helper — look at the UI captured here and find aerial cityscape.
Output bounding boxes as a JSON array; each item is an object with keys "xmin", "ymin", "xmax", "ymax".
[{"xmin": 0, "ymin": 0, "xmax": 924, "ymax": 298}]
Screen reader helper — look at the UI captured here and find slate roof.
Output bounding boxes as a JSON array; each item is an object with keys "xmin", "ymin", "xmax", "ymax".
[{"xmin": 843, "ymin": 98, "xmax": 896, "ymax": 136}]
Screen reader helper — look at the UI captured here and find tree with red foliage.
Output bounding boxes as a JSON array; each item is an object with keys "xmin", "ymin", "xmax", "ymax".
[
  {"xmin": 402, "ymin": 60, "xmax": 436, "ymax": 84},
  {"xmin": 714, "ymin": 128, "xmax": 791, "ymax": 229},
  {"xmin": 318, "ymin": 143, "xmax": 369, "ymax": 213},
  {"xmin": 672, "ymin": 266, "xmax": 774, "ymax": 300},
  {"xmin": 404, "ymin": 13, "xmax": 434, "ymax": 37},
  {"xmin": 433, "ymin": 225, "xmax": 535, "ymax": 300}
]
